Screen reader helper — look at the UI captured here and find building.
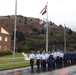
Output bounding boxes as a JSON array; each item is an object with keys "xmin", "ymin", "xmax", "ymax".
[{"xmin": 0, "ymin": 24, "xmax": 11, "ymax": 50}]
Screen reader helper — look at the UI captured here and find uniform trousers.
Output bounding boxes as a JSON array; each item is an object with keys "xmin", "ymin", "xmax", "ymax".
[
  {"xmin": 52, "ymin": 58, "xmax": 56, "ymax": 69},
  {"xmin": 36, "ymin": 59, "xmax": 40, "ymax": 71},
  {"xmin": 40, "ymin": 59, "xmax": 43, "ymax": 70},
  {"xmin": 30, "ymin": 59, "xmax": 34, "ymax": 71},
  {"xmin": 64, "ymin": 58, "xmax": 67, "ymax": 67},
  {"xmin": 42, "ymin": 60, "xmax": 46, "ymax": 71},
  {"xmin": 56, "ymin": 56, "xmax": 60, "ymax": 68},
  {"xmin": 48, "ymin": 60, "xmax": 53, "ymax": 70},
  {"xmin": 60, "ymin": 57, "xmax": 63, "ymax": 67}
]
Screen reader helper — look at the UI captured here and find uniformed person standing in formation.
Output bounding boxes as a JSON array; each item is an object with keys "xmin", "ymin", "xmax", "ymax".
[
  {"xmin": 51, "ymin": 49, "xmax": 64, "ymax": 68},
  {"xmin": 59, "ymin": 50, "xmax": 64, "ymax": 67},
  {"xmin": 46, "ymin": 51, "xmax": 51, "ymax": 70},
  {"xmin": 63, "ymin": 51, "xmax": 76, "ymax": 67},
  {"xmin": 56, "ymin": 49, "xmax": 60, "ymax": 68},
  {"xmin": 40, "ymin": 52, "xmax": 43, "ymax": 70},
  {"xmin": 29, "ymin": 49, "xmax": 76, "ymax": 72},
  {"xmin": 64, "ymin": 51, "xmax": 67, "ymax": 67},
  {"xmin": 41, "ymin": 51, "xmax": 47, "ymax": 71},
  {"xmin": 48, "ymin": 51, "xmax": 53, "ymax": 70},
  {"xmin": 36, "ymin": 51, "xmax": 41, "ymax": 71},
  {"xmin": 52, "ymin": 50, "xmax": 57, "ymax": 69},
  {"xmin": 29, "ymin": 51, "xmax": 35, "ymax": 72}
]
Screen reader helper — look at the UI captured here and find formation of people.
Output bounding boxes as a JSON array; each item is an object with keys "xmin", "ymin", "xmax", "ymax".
[{"xmin": 29, "ymin": 49, "xmax": 76, "ymax": 72}]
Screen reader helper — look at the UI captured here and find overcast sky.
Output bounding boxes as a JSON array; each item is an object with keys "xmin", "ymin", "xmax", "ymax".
[{"xmin": 0, "ymin": 0, "xmax": 76, "ymax": 31}]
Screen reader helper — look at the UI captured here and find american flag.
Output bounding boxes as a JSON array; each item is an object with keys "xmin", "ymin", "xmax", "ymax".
[
  {"xmin": 40, "ymin": 5, "xmax": 47, "ymax": 15},
  {"xmin": 39, "ymin": 20, "xmax": 44, "ymax": 25}
]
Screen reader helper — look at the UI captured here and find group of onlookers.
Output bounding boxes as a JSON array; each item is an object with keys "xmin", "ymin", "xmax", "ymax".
[{"xmin": 29, "ymin": 49, "xmax": 76, "ymax": 72}]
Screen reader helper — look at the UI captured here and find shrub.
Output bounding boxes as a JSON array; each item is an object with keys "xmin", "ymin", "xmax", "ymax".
[
  {"xmin": 0, "ymin": 50, "xmax": 12, "ymax": 56},
  {"xmin": 23, "ymin": 46, "xmax": 29, "ymax": 53}
]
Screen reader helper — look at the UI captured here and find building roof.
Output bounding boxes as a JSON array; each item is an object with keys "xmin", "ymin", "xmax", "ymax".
[{"xmin": 0, "ymin": 24, "xmax": 12, "ymax": 35}]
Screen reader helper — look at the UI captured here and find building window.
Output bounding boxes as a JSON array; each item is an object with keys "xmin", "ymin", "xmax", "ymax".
[
  {"xmin": 0, "ymin": 36, "xmax": 2, "ymax": 41},
  {"xmin": 5, "ymin": 37, "xmax": 8, "ymax": 42}
]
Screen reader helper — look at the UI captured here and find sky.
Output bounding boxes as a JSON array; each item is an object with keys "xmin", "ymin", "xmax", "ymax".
[{"xmin": 0, "ymin": 0, "xmax": 76, "ymax": 31}]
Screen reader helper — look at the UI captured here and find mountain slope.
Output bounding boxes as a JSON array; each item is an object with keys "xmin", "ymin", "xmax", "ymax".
[{"xmin": 0, "ymin": 15, "xmax": 76, "ymax": 51}]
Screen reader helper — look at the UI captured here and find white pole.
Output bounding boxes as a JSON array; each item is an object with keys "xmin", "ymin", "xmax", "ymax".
[
  {"xmin": 46, "ymin": 2, "xmax": 48, "ymax": 52},
  {"xmin": 13, "ymin": 0, "xmax": 17, "ymax": 61},
  {"xmin": 64, "ymin": 23, "xmax": 66, "ymax": 52}
]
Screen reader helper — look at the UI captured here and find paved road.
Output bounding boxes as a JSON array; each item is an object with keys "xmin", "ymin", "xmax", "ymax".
[{"xmin": 0, "ymin": 65, "xmax": 76, "ymax": 75}]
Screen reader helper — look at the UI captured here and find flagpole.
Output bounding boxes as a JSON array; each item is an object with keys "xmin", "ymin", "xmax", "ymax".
[
  {"xmin": 46, "ymin": 2, "xmax": 48, "ymax": 52},
  {"xmin": 13, "ymin": 0, "xmax": 17, "ymax": 61},
  {"xmin": 64, "ymin": 23, "xmax": 66, "ymax": 52}
]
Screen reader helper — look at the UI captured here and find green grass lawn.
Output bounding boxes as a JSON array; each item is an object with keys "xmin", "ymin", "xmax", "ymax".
[{"xmin": 0, "ymin": 52, "xmax": 32, "ymax": 70}]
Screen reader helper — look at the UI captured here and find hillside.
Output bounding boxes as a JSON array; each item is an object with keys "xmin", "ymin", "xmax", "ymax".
[
  {"xmin": 0, "ymin": 15, "xmax": 64, "ymax": 33},
  {"xmin": 0, "ymin": 15, "xmax": 76, "ymax": 51}
]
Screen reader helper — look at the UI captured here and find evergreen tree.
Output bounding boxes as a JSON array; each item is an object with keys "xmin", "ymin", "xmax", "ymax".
[{"xmin": 68, "ymin": 29, "xmax": 73, "ymax": 34}]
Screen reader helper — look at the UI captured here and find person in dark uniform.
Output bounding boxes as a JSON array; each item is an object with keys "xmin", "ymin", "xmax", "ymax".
[
  {"xmin": 29, "ymin": 51, "xmax": 35, "ymax": 72},
  {"xmin": 71, "ymin": 52, "xmax": 75, "ymax": 65},
  {"xmin": 56, "ymin": 49, "xmax": 60, "ymax": 68},
  {"xmin": 70, "ymin": 52, "xmax": 73, "ymax": 66},
  {"xmin": 36, "ymin": 51, "xmax": 41, "ymax": 72},
  {"xmin": 48, "ymin": 52, "xmax": 53, "ymax": 70},
  {"xmin": 63, "ymin": 52, "xmax": 68, "ymax": 67},
  {"xmin": 74, "ymin": 51, "xmax": 76, "ymax": 64},
  {"xmin": 66, "ymin": 51, "xmax": 71, "ymax": 66}
]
